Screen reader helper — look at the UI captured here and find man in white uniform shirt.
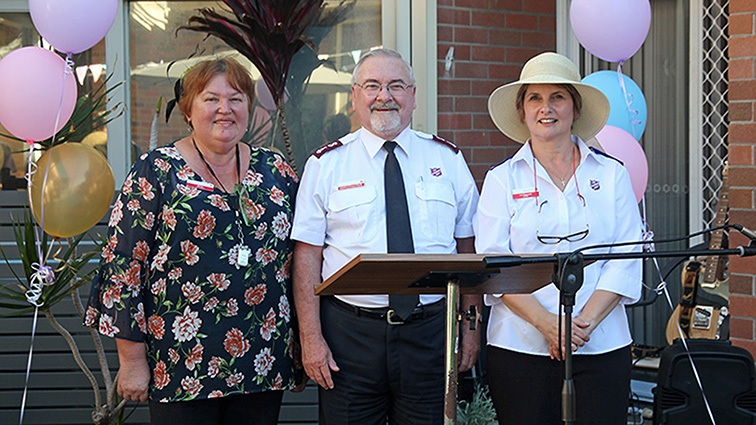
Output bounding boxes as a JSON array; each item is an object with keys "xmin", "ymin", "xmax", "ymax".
[{"xmin": 291, "ymin": 49, "xmax": 481, "ymax": 425}]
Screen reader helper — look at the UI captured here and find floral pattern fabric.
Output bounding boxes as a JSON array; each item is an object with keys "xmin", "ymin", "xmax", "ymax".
[{"xmin": 85, "ymin": 143, "xmax": 298, "ymax": 402}]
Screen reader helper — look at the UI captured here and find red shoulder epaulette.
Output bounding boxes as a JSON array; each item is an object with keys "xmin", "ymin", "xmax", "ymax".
[
  {"xmin": 313, "ymin": 140, "xmax": 343, "ymax": 158},
  {"xmin": 432, "ymin": 135, "xmax": 460, "ymax": 154}
]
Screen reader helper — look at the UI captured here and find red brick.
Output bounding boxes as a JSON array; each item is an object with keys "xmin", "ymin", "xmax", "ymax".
[
  {"xmin": 731, "ymin": 80, "xmax": 756, "ymax": 101},
  {"xmin": 437, "ymin": 44, "xmax": 470, "ymax": 62},
  {"xmin": 438, "ymin": 96, "xmax": 454, "ymax": 113},
  {"xmin": 437, "ymin": 0, "xmax": 453, "ymax": 5},
  {"xmin": 438, "ymin": 8, "xmax": 471, "ymax": 25},
  {"xmin": 732, "ymin": 274, "xmax": 755, "ymax": 296},
  {"xmin": 731, "ymin": 254, "xmax": 756, "ymax": 274},
  {"xmin": 471, "ymin": 45, "xmax": 507, "ymax": 62},
  {"xmin": 731, "ymin": 188, "xmax": 755, "ymax": 209},
  {"xmin": 523, "ymin": 0, "xmax": 555, "ymax": 14},
  {"xmin": 474, "ymin": 114, "xmax": 500, "ymax": 130},
  {"xmin": 438, "ymin": 113, "xmax": 472, "ymax": 129},
  {"xmin": 539, "ymin": 15, "xmax": 557, "ymax": 32},
  {"xmin": 456, "ymin": 0, "xmax": 489, "ymax": 8},
  {"xmin": 731, "ymin": 0, "xmax": 756, "ymax": 14},
  {"xmin": 454, "ymin": 130, "xmax": 495, "ymax": 147},
  {"xmin": 731, "ymin": 232, "xmax": 754, "ymax": 248},
  {"xmin": 488, "ymin": 64, "xmax": 521, "ymax": 81},
  {"xmin": 472, "ymin": 146, "xmax": 512, "ymax": 163},
  {"xmin": 455, "ymin": 27, "xmax": 489, "ymax": 44},
  {"xmin": 455, "ymin": 62, "xmax": 489, "ymax": 79},
  {"xmin": 471, "ymin": 10, "xmax": 507, "ymax": 28},
  {"xmin": 472, "ymin": 79, "xmax": 509, "ymax": 97},
  {"xmin": 728, "ymin": 167, "xmax": 756, "ymax": 187},
  {"xmin": 732, "ymin": 294, "xmax": 756, "ymax": 320},
  {"xmin": 490, "ymin": 28, "xmax": 521, "ymax": 46},
  {"xmin": 732, "ymin": 339, "xmax": 756, "ymax": 358},
  {"xmin": 731, "ymin": 317, "xmax": 755, "ymax": 339},
  {"xmin": 506, "ymin": 14, "xmax": 539, "ymax": 31},
  {"xmin": 469, "ymin": 163, "xmax": 493, "ymax": 182},
  {"xmin": 731, "ymin": 13, "xmax": 755, "ymax": 35},
  {"xmin": 455, "ymin": 96, "xmax": 489, "ymax": 113},
  {"xmin": 731, "ymin": 209, "xmax": 756, "ymax": 230},
  {"xmin": 438, "ymin": 26, "xmax": 453, "ymax": 43},
  {"xmin": 507, "ymin": 47, "xmax": 541, "ymax": 64},
  {"xmin": 490, "ymin": 130, "xmax": 520, "ymax": 147},
  {"xmin": 730, "ymin": 144, "xmax": 755, "ymax": 166},
  {"xmin": 730, "ymin": 35, "xmax": 756, "ymax": 57},
  {"xmin": 522, "ymin": 31, "xmax": 555, "ymax": 48},
  {"xmin": 438, "ymin": 78, "xmax": 472, "ymax": 96},
  {"xmin": 730, "ymin": 101, "xmax": 754, "ymax": 122},
  {"xmin": 491, "ymin": 0, "xmax": 523, "ymax": 12},
  {"xmin": 730, "ymin": 123, "xmax": 756, "ymax": 142}
]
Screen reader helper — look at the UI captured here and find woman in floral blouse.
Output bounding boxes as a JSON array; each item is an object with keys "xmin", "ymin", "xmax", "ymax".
[{"xmin": 85, "ymin": 57, "xmax": 299, "ymax": 425}]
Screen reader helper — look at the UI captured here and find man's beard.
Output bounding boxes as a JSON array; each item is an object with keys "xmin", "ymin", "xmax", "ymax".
[{"xmin": 370, "ymin": 102, "xmax": 402, "ymax": 135}]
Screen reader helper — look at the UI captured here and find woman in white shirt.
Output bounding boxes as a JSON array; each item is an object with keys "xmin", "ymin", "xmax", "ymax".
[{"xmin": 475, "ymin": 52, "xmax": 643, "ymax": 424}]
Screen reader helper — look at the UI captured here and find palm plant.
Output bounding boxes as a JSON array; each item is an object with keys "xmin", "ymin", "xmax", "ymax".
[
  {"xmin": 0, "ymin": 212, "xmax": 131, "ymax": 424},
  {"xmin": 179, "ymin": 0, "xmax": 328, "ymax": 174}
]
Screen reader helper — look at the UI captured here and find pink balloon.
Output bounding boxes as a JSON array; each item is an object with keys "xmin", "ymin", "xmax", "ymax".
[
  {"xmin": 595, "ymin": 125, "xmax": 648, "ymax": 203},
  {"xmin": 0, "ymin": 47, "xmax": 77, "ymax": 141},
  {"xmin": 30, "ymin": 0, "xmax": 118, "ymax": 54},
  {"xmin": 570, "ymin": 0, "xmax": 651, "ymax": 62}
]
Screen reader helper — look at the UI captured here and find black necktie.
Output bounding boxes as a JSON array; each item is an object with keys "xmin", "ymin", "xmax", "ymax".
[{"xmin": 383, "ymin": 141, "xmax": 419, "ymax": 320}]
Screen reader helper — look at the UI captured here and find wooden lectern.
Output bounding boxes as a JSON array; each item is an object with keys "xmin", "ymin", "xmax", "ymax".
[{"xmin": 316, "ymin": 253, "xmax": 553, "ymax": 425}]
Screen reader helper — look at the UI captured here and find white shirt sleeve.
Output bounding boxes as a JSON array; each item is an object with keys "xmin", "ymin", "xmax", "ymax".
[
  {"xmin": 453, "ymin": 151, "xmax": 480, "ymax": 239},
  {"xmin": 593, "ymin": 164, "xmax": 643, "ymax": 304},
  {"xmin": 291, "ymin": 155, "xmax": 327, "ymax": 247}
]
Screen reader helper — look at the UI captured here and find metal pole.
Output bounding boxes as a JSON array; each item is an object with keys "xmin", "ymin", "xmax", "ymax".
[{"xmin": 443, "ymin": 278, "xmax": 460, "ymax": 425}]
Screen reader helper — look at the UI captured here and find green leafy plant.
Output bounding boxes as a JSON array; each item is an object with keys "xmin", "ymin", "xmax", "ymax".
[
  {"xmin": 457, "ymin": 385, "xmax": 498, "ymax": 425},
  {"xmin": 0, "ymin": 211, "xmax": 134, "ymax": 424}
]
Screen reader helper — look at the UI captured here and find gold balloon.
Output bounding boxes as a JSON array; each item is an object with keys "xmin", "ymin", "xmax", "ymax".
[{"xmin": 30, "ymin": 143, "xmax": 115, "ymax": 238}]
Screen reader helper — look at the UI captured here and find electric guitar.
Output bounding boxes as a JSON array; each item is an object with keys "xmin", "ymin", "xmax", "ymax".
[{"xmin": 665, "ymin": 165, "xmax": 729, "ymax": 343}]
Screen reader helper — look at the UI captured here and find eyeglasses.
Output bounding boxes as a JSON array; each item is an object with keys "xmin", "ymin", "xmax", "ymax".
[
  {"xmin": 536, "ymin": 194, "xmax": 590, "ymax": 244},
  {"xmin": 354, "ymin": 81, "xmax": 414, "ymax": 96}
]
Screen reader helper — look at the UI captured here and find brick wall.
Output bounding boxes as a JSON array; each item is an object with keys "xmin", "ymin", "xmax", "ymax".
[
  {"xmin": 437, "ymin": 0, "xmax": 556, "ymax": 183},
  {"xmin": 728, "ymin": 0, "xmax": 756, "ymax": 358}
]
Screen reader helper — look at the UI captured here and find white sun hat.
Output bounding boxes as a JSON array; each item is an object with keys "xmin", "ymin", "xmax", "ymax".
[{"xmin": 487, "ymin": 52, "xmax": 610, "ymax": 144}]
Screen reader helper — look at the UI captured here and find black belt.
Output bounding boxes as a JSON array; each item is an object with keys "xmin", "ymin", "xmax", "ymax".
[{"xmin": 327, "ymin": 296, "xmax": 445, "ymax": 325}]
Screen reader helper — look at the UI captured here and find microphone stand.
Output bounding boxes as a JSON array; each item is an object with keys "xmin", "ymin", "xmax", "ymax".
[{"xmin": 484, "ymin": 241, "xmax": 756, "ymax": 425}]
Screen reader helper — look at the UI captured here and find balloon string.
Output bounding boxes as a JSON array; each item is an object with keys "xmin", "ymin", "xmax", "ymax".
[
  {"xmin": 639, "ymin": 194, "xmax": 717, "ymax": 425},
  {"xmin": 616, "ymin": 63, "xmax": 642, "ymax": 139},
  {"xmin": 18, "ymin": 307, "xmax": 39, "ymax": 425},
  {"xmin": 19, "ymin": 54, "xmax": 73, "ymax": 424}
]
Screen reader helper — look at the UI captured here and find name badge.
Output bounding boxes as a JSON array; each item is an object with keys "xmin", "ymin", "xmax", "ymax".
[
  {"xmin": 337, "ymin": 180, "xmax": 365, "ymax": 191},
  {"xmin": 512, "ymin": 187, "xmax": 538, "ymax": 199},
  {"xmin": 186, "ymin": 179, "xmax": 214, "ymax": 191}
]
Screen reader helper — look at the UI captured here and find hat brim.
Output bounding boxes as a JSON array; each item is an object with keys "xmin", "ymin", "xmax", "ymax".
[{"xmin": 488, "ymin": 80, "xmax": 610, "ymax": 144}]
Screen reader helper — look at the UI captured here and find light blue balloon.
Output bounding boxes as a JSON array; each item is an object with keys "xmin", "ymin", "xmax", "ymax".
[{"xmin": 582, "ymin": 70, "xmax": 647, "ymax": 140}]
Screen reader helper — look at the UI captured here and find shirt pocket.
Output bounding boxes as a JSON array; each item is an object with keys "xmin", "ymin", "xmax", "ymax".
[
  {"xmin": 327, "ymin": 184, "xmax": 378, "ymax": 240},
  {"xmin": 415, "ymin": 181, "xmax": 456, "ymax": 241}
]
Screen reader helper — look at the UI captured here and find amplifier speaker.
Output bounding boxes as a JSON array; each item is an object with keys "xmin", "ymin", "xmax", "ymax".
[{"xmin": 654, "ymin": 339, "xmax": 756, "ymax": 424}]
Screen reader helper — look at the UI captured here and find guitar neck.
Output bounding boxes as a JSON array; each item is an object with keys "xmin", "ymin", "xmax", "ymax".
[{"xmin": 702, "ymin": 167, "xmax": 729, "ymax": 284}]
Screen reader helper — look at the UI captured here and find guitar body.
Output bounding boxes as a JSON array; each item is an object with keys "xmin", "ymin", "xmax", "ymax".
[{"xmin": 665, "ymin": 166, "xmax": 730, "ymax": 344}]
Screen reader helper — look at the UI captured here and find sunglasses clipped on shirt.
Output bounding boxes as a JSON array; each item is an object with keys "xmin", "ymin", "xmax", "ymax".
[{"xmin": 535, "ymin": 194, "xmax": 590, "ymax": 245}]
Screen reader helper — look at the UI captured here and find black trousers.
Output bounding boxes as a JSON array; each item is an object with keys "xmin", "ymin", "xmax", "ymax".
[
  {"xmin": 148, "ymin": 390, "xmax": 284, "ymax": 425},
  {"xmin": 318, "ymin": 297, "xmax": 446, "ymax": 425},
  {"xmin": 487, "ymin": 345, "xmax": 631, "ymax": 425}
]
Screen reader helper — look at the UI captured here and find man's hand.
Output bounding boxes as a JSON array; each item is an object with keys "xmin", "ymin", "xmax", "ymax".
[
  {"xmin": 301, "ymin": 333, "xmax": 340, "ymax": 389},
  {"xmin": 458, "ymin": 294, "xmax": 482, "ymax": 372}
]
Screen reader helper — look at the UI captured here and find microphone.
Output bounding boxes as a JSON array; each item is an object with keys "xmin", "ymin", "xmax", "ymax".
[{"xmin": 733, "ymin": 224, "xmax": 756, "ymax": 240}]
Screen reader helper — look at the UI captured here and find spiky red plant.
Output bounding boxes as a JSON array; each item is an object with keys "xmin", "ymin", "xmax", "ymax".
[{"xmin": 180, "ymin": 0, "xmax": 326, "ymax": 173}]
